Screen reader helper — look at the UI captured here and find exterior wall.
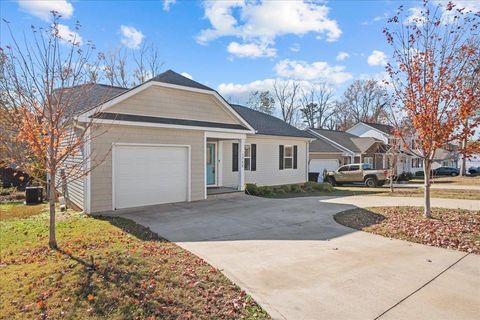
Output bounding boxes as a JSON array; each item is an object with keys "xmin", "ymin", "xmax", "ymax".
[
  {"xmin": 108, "ymin": 85, "xmax": 242, "ymax": 125},
  {"xmin": 222, "ymin": 135, "xmax": 308, "ymax": 187},
  {"xmin": 57, "ymin": 128, "xmax": 84, "ymax": 210},
  {"xmin": 89, "ymin": 124, "xmax": 205, "ymax": 213}
]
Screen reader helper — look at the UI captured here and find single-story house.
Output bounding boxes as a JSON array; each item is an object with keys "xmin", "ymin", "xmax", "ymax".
[
  {"xmin": 307, "ymin": 128, "xmax": 388, "ymax": 175},
  {"xmin": 66, "ymin": 70, "xmax": 312, "ymax": 213}
]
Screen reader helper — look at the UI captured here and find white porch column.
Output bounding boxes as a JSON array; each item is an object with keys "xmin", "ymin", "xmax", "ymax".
[{"xmin": 238, "ymin": 138, "xmax": 245, "ymax": 190}]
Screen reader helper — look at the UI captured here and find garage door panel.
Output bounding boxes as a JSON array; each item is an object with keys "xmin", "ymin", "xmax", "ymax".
[
  {"xmin": 114, "ymin": 145, "xmax": 189, "ymax": 209},
  {"xmin": 309, "ymin": 159, "xmax": 339, "ymax": 173}
]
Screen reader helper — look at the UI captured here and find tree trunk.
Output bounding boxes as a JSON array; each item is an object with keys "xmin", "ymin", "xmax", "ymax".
[
  {"xmin": 48, "ymin": 172, "xmax": 57, "ymax": 249},
  {"xmin": 459, "ymin": 136, "xmax": 467, "ymax": 176},
  {"xmin": 423, "ymin": 159, "xmax": 432, "ymax": 218}
]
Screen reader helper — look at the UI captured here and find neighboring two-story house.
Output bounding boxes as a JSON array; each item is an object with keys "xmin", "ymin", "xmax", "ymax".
[{"xmin": 346, "ymin": 122, "xmax": 425, "ymax": 175}]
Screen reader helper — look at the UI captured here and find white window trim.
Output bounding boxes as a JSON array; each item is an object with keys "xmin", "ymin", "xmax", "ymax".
[
  {"xmin": 283, "ymin": 145, "xmax": 294, "ymax": 170},
  {"xmin": 244, "ymin": 143, "xmax": 252, "ymax": 171}
]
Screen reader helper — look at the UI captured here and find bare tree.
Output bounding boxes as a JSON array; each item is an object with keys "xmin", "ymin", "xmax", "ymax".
[
  {"xmin": 132, "ymin": 42, "xmax": 163, "ymax": 85},
  {"xmin": 314, "ymin": 83, "xmax": 335, "ymax": 129},
  {"xmin": 0, "ymin": 14, "xmax": 111, "ymax": 248},
  {"xmin": 299, "ymin": 89, "xmax": 318, "ymax": 128},
  {"xmin": 246, "ymin": 90, "xmax": 275, "ymax": 115},
  {"xmin": 340, "ymin": 79, "xmax": 390, "ymax": 125},
  {"xmin": 273, "ymin": 80, "xmax": 301, "ymax": 124},
  {"xmin": 103, "ymin": 48, "xmax": 129, "ymax": 87}
]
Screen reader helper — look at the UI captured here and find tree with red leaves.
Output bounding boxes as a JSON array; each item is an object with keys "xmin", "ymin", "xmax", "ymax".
[
  {"xmin": 384, "ymin": 0, "xmax": 480, "ymax": 218},
  {"xmin": 0, "ymin": 13, "xmax": 108, "ymax": 248}
]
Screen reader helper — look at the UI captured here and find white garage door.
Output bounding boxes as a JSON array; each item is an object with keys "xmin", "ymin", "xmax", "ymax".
[
  {"xmin": 113, "ymin": 144, "xmax": 189, "ymax": 209},
  {"xmin": 309, "ymin": 159, "xmax": 339, "ymax": 173}
]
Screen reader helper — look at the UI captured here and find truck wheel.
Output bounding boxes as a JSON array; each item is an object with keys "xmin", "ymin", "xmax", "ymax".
[
  {"xmin": 326, "ymin": 177, "xmax": 337, "ymax": 186},
  {"xmin": 365, "ymin": 177, "xmax": 377, "ymax": 188}
]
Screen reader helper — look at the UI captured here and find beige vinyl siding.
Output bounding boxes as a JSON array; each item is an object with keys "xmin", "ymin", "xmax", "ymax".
[
  {"xmin": 108, "ymin": 86, "xmax": 242, "ymax": 125},
  {"xmin": 222, "ymin": 135, "xmax": 308, "ymax": 187},
  {"xmin": 89, "ymin": 124, "xmax": 205, "ymax": 213},
  {"xmin": 56, "ymin": 128, "xmax": 84, "ymax": 210}
]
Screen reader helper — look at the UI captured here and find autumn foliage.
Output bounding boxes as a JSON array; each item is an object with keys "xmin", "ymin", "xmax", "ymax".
[{"xmin": 384, "ymin": 0, "xmax": 480, "ymax": 217}]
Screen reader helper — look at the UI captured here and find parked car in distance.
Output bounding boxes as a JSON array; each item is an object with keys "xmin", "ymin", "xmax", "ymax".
[
  {"xmin": 325, "ymin": 163, "xmax": 388, "ymax": 187},
  {"xmin": 433, "ymin": 166, "xmax": 460, "ymax": 177},
  {"xmin": 468, "ymin": 166, "xmax": 480, "ymax": 175}
]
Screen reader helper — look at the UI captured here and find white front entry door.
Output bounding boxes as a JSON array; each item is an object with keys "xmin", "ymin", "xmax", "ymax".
[{"xmin": 113, "ymin": 144, "xmax": 189, "ymax": 209}]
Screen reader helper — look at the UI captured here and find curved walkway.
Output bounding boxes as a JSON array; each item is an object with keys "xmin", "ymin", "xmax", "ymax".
[
  {"xmin": 114, "ymin": 195, "xmax": 480, "ymax": 320},
  {"xmin": 321, "ymin": 195, "xmax": 480, "ymax": 210}
]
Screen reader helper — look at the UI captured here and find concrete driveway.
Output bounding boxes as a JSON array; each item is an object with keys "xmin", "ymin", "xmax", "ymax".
[{"xmin": 111, "ymin": 195, "xmax": 480, "ymax": 320}]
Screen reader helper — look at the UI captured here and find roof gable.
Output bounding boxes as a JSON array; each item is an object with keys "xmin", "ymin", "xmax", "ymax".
[{"xmin": 149, "ymin": 70, "xmax": 214, "ymax": 91}]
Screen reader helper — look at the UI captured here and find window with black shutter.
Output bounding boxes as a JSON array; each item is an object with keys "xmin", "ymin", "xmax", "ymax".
[
  {"xmin": 279, "ymin": 145, "xmax": 284, "ymax": 170},
  {"xmin": 293, "ymin": 145, "xmax": 298, "ymax": 169},
  {"xmin": 232, "ymin": 143, "xmax": 239, "ymax": 172},
  {"xmin": 251, "ymin": 144, "xmax": 256, "ymax": 171}
]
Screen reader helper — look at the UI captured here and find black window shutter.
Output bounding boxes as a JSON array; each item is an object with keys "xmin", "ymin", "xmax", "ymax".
[
  {"xmin": 293, "ymin": 145, "xmax": 298, "ymax": 169},
  {"xmin": 232, "ymin": 143, "xmax": 239, "ymax": 172},
  {"xmin": 251, "ymin": 144, "xmax": 257, "ymax": 171},
  {"xmin": 279, "ymin": 145, "xmax": 284, "ymax": 170}
]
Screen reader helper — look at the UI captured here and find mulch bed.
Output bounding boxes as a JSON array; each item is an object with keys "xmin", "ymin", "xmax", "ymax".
[{"xmin": 335, "ymin": 207, "xmax": 480, "ymax": 254}]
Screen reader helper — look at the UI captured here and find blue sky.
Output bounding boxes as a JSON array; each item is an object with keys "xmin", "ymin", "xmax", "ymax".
[{"xmin": 1, "ymin": 0, "xmax": 477, "ymax": 103}]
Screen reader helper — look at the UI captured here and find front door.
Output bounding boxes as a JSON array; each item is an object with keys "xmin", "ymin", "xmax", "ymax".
[{"xmin": 206, "ymin": 143, "xmax": 216, "ymax": 186}]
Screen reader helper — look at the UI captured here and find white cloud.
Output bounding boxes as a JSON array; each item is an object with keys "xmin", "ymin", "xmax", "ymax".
[
  {"xmin": 227, "ymin": 41, "xmax": 276, "ymax": 58},
  {"xmin": 218, "ymin": 78, "xmax": 334, "ymax": 104},
  {"xmin": 336, "ymin": 51, "xmax": 349, "ymax": 61},
  {"xmin": 367, "ymin": 50, "xmax": 387, "ymax": 66},
  {"xmin": 163, "ymin": 0, "xmax": 176, "ymax": 11},
  {"xmin": 274, "ymin": 59, "xmax": 353, "ymax": 84},
  {"xmin": 18, "ymin": 0, "xmax": 73, "ymax": 21},
  {"xmin": 180, "ymin": 72, "xmax": 193, "ymax": 79},
  {"xmin": 55, "ymin": 24, "xmax": 82, "ymax": 45},
  {"xmin": 405, "ymin": 7, "xmax": 427, "ymax": 26},
  {"xmin": 197, "ymin": 1, "xmax": 341, "ymax": 57},
  {"xmin": 289, "ymin": 43, "xmax": 300, "ymax": 52},
  {"xmin": 120, "ymin": 25, "xmax": 144, "ymax": 49},
  {"xmin": 433, "ymin": 1, "xmax": 480, "ymax": 24}
]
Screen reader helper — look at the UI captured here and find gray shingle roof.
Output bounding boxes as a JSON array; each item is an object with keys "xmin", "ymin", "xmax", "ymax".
[
  {"xmin": 62, "ymin": 70, "xmax": 313, "ymax": 138},
  {"xmin": 60, "ymin": 83, "xmax": 127, "ymax": 115},
  {"xmin": 149, "ymin": 70, "xmax": 214, "ymax": 91},
  {"xmin": 310, "ymin": 129, "xmax": 363, "ymax": 152},
  {"xmin": 309, "ymin": 138, "xmax": 343, "ymax": 153},
  {"xmin": 310, "ymin": 128, "xmax": 383, "ymax": 153},
  {"xmin": 94, "ymin": 112, "xmax": 248, "ymax": 130},
  {"xmin": 230, "ymin": 104, "xmax": 312, "ymax": 138},
  {"xmin": 362, "ymin": 122, "xmax": 394, "ymax": 134}
]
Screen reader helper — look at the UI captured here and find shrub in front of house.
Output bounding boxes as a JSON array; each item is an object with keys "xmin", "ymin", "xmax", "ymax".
[
  {"xmin": 304, "ymin": 181, "xmax": 334, "ymax": 192},
  {"xmin": 246, "ymin": 182, "xmax": 334, "ymax": 197},
  {"xmin": 415, "ymin": 171, "xmax": 424, "ymax": 177},
  {"xmin": 290, "ymin": 184, "xmax": 304, "ymax": 193},
  {"xmin": 246, "ymin": 183, "xmax": 260, "ymax": 196}
]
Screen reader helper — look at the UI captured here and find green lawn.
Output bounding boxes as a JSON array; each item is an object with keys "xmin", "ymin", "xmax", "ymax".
[
  {"xmin": 0, "ymin": 203, "xmax": 269, "ymax": 320},
  {"xmin": 261, "ymin": 185, "xmax": 480, "ymax": 200}
]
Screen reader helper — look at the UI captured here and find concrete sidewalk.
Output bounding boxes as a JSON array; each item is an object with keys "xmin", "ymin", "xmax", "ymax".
[
  {"xmin": 386, "ymin": 183, "xmax": 480, "ymax": 191},
  {"xmin": 321, "ymin": 195, "xmax": 480, "ymax": 210},
  {"xmin": 114, "ymin": 195, "xmax": 480, "ymax": 320}
]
